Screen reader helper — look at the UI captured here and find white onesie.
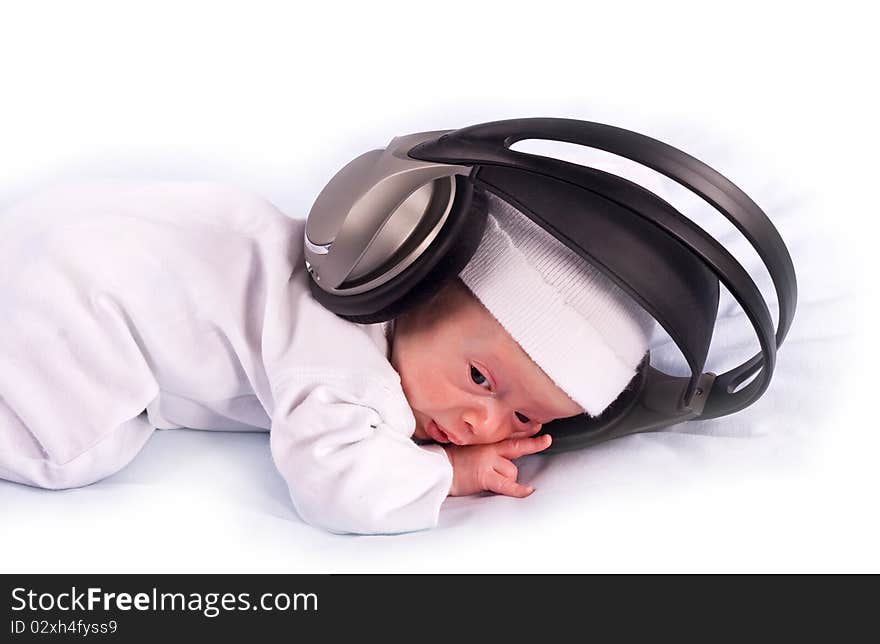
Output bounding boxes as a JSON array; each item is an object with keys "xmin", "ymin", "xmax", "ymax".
[{"xmin": 0, "ymin": 180, "xmax": 453, "ymax": 535}]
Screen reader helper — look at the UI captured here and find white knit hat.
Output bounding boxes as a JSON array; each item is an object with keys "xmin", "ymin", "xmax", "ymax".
[{"xmin": 459, "ymin": 190, "xmax": 656, "ymax": 417}]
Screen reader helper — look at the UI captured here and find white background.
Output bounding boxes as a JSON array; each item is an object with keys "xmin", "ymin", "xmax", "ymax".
[{"xmin": 1, "ymin": 0, "xmax": 878, "ymax": 572}]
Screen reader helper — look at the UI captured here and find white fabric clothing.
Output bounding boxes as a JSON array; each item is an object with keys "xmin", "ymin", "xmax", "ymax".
[
  {"xmin": 0, "ymin": 403, "xmax": 156, "ymax": 491},
  {"xmin": 0, "ymin": 180, "xmax": 452, "ymax": 535}
]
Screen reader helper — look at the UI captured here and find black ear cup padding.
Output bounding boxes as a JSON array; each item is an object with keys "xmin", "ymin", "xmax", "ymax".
[{"xmin": 308, "ymin": 176, "xmax": 489, "ymax": 324}]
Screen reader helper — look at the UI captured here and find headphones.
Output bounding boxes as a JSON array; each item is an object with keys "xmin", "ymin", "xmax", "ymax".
[{"xmin": 303, "ymin": 118, "xmax": 798, "ymax": 453}]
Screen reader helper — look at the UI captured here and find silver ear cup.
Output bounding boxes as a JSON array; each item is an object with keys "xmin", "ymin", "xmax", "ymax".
[
  {"xmin": 305, "ymin": 129, "xmax": 469, "ymax": 295},
  {"xmin": 343, "ymin": 175, "xmax": 457, "ymax": 288},
  {"xmin": 306, "ymin": 174, "xmax": 489, "ymax": 323}
]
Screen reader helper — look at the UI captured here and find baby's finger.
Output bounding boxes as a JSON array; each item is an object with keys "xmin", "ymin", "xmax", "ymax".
[
  {"xmin": 499, "ymin": 434, "xmax": 553, "ymax": 459},
  {"xmin": 486, "ymin": 471, "xmax": 534, "ymax": 498},
  {"xmin": 493, "ymin": 458, "xmax": 518, "ymax": 482}
]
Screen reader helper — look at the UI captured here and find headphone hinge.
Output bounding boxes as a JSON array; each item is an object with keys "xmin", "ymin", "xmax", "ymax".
[{"xmin": 685, "ymin": 372, "xmax": 717, "ymax": 415}]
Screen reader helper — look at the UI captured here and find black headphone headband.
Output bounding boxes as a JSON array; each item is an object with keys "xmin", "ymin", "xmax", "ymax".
[
  {"xmin": 305, "ymin": 118, "xmax": 798, "ymax": 451},
  {"xmin": 409, "ymin": 118, "xmax": 797, "ymax": 421}
]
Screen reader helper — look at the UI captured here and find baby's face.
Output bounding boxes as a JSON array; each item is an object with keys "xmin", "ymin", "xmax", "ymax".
[{"xmin": 390, "ymin": 280, "xmax": 584, "ymax": 446}]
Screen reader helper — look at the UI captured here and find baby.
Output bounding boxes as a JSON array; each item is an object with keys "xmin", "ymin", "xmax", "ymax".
[{"xmin": 0, "ymin": 180, "xmax": 653, "ymax": 534}]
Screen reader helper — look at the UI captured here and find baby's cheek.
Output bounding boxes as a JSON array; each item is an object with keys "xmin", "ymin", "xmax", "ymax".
[
  {"xmin": 408, "ymin": 373, "xmax": 442, "ymax": 410},
  {"xmin": 396, "ymin": 360, "xmax": 433, "ymax": 410}
]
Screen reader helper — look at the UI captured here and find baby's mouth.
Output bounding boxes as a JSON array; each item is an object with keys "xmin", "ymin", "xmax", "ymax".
[
  {"xmin": 427, "ymin": 419, "xmax": 463, "ymax": 445},
  {"xmin": 425, "ymin": 419, "xmax": 451, "ymax": 444}
]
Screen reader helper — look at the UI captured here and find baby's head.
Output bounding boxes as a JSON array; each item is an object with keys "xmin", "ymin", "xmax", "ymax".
[
  {"xmin": 390, "ymin": 192, "xmax": 655, "ymax": 446},
  {"xmin": 391, "ymin": 277, "xmax": 582, "ymax": 444}
]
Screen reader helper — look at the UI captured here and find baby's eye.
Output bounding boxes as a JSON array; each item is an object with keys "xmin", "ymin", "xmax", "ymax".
[
  {"xmin": 515, "ymin": 412, "xmax": 531, "ymax": 424},
  {"xmin": 470, "ymin": 365, "xmax": 491, "ymax": 390}
]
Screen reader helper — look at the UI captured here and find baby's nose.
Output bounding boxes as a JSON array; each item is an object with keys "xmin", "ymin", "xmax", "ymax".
[{"xmin": 462, "ymin": 398, "xmax": 510, "ymax": 443}]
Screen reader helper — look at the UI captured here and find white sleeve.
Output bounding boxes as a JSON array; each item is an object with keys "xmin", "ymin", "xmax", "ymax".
[{"xmin": 268, "ymin": 380, "xmax": 453, "ymax": 535}]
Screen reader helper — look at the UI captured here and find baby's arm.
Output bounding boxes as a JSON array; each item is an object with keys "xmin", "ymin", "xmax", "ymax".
[
  {"xmin": 440, "ymin": 435, "xmax": 552, "ymax": 498},
  {"xmin": 269, "ymin": 379, "xmax": 453, "ymax": 536}
]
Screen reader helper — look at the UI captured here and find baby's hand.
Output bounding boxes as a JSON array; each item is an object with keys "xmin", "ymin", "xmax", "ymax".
[{"xmin": 442, "ymin": 434, "xmax": 552, "ymax": 498}]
